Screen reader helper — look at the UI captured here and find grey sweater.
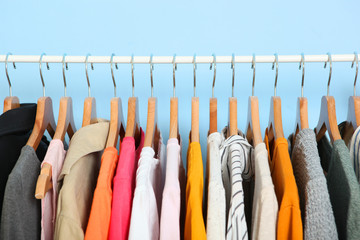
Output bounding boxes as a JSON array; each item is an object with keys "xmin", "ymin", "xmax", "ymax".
[
  {"xmin": 290, "ymin": 129, "xmax": 338, "ymax": 240},
  {"xmin": 318, "ymin": 136, "xmax": 360, "ymax": 240}
]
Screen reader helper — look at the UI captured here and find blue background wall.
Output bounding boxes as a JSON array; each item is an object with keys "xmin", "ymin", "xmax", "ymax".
[{"xmin": 0, "ymin": 0, "xmax": 359, "ymax": 160}]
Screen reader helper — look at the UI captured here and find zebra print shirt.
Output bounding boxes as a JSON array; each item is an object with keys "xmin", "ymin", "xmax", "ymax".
[{"xmin": 220, "ymin": 128, "xmax": 254, "ymax": 240}]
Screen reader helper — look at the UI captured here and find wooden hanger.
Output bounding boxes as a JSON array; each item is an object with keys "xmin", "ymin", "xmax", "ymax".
[
  {"xmin": 228, "ymin": 55, "xmax": 238, "ymax": 137},
  {"xmin": 294, "ymin": 54, "xmax": 309, "ymax": 141},
  {"xmin": 191, "ymin": 55, "xmax": 199, "ymax": 143},
  {"xmin": 27, "ymin": 54, "xmax": 56, "ymax": 151},
  {"xmin": 106, "ymin": 54, "xmax": 125, "ymax": 148},
  {"xmin": 169, "ymin": 56, "xmax": 179, "ymax": 139},
  {"xmin": 267, "ymin": 54, "xmax": 284, "ymax": 143},
  {"xmin": 125, "ymin": 56, "xmax": 141, "ymax": 140},
  {"xmin": 245, "ymin": 55, "xmax": 262, "ymax": 147},
  {"xmin": 144, "ymin": 57, "xmax": 160, "ymax": 154},
  {"xmin": 315, "ymin": 53, "xmax": 341, "ymax": 143},
  {"xmin": 35, "ymin": 55, "xmax": 76, "ymax": 199},
  {"xmin": 3, "ymin": 53, "xmax": 20, "ymax": 113},
  {"xmin": 191, "ymin": 97, "xmax": 199, "ymax": 143},
  {"xmin": 345, "ymin": 53, "xmax": 360, "ymax": 132},
  {"xmin": 82, "ymin": 54, "xmax": 97, "ymax": 127},
  {"xmin": 209, "ymin": 54, "xmax": 217, "ymax": 134}
]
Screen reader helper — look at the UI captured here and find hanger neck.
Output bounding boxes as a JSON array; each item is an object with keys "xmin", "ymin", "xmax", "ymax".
[{"xmin": 228, "ymin": 97, "xmax": 238, "ymax": 137}]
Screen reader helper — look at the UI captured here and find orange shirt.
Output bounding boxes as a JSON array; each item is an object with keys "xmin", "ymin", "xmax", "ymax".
[
  {"xmin": 184, "ymin": 141, "xmax": 206, "ymax": 240},
  {"xmin": 84, "ymin": 147, "xmax": 119, "ymax": 240},
  {"xmin": 264, "ymin": 129, "xmax": 303, "ymax": 240}
]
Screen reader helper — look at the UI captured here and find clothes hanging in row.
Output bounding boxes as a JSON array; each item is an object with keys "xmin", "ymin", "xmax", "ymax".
[{"xmin": 2, "ymin": 103, "xmax": 360, "ymax": 240}]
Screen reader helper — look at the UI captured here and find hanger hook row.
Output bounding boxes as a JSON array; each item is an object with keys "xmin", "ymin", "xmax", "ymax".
[
  {"xmin": 173, "ymin": 54, "xmax": 177, "ymax": 98},
  {"xmin": 209, "ymin": 54, "xmax": 216, "ymax": 98},
  {"xmin": 110, "ymin": 53, "xmax": 118, "ymax": 98},
  {"xmin": 324, "ymin": 52, "xmax": 332, "ymax": 96},
  {"xmin": 39, "ymin": 53, "xmax": 50, "ymax": 97},
  {"xmin": 251, "ymin": 53, "xmax": 256, "ymax": 96},
  {"xmin": 62, "ymin": 54, "xmax": 68, "ymax": 97},
  {"xmin": 150, "ymin": 54, "xmax": 154, "ymax": 97},
  {"xmin": 193, "ymin": 54, "xmax": 197, "ymax": 97},
  {"xmin": 352, "ymin": 51, "xmax": 359, "ymax": 96},
  {"xmin": 85, "ymin": 54, "xmax": 94, "ymax": 98},
  {"xmin": 272, "ymin": 53, "xmax": 279, "ymax": 97},
  {"xmin": 231, "ymin": 54, "xmax": 235, "ymax": 98},
  {"xmin": 299, "ymin": 53, "xmax": 305, "ymax": 98},
  {"xmin": 5, "ymin": 53, "xmax": 16, "ymax": 97},
  {"xmin": 131, "ymin": 54, "xmax": 135, "ymax": 97}
]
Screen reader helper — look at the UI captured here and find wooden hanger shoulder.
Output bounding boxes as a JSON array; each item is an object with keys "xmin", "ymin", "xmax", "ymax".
[
  {"xmin": 144, "ymin": 97, "xmax": 158, "ymax": 148},
  {"xmin": 106, "ymin": 97, "xmax": 125, "ymax": 148},
  {"xmin": 82, "ymin": 97, "xmax": 97, "ymax": 127},
  {"xmin": 34, "ymin": 162, "xmax": 52, "ymax": 199},
  {"xmin": 191, "ymin": 97, "xmax": 199, "ymax": 143},
  {"xmin": 209, "ymin": 97, "xmax": 217, "ymax": 134},
  {"xmin": 53, "ymin": 97, "xmax": 76, "ymax": 141},
  {"xmin": 315, "ymin": 96, "xmax": 341, "ymax": 142},
  {"xmin": 228, "ymin": 97, "xmax": 238, "ymax": 137},
  {"xmin": 347, "ymin": 96, "xmax": 360, "ymax": 131},
  {"xmin": 294, "ymin": 97, "xmax": 309, "ymax": 134},
  {"xmin": 3, "ymin": 96, "xmax": 20, "ymax": 113},
  {"xmin": 26, "ymin": 97, "xmax": 56, "ymax": 150},
  {"xmin": 125, "ymin": 97, "xmax": 140, "ymax": 138},
  {"xmin": 246, "ymin": 96, "xmax": 262, "ymax": 147},
  {"xmin": 268, "ymin": 96, "xmax": 284, "ymax": 141},
  {"xmin": 169, "ymin": 97, "xmax": 178, "ymax": 139}
]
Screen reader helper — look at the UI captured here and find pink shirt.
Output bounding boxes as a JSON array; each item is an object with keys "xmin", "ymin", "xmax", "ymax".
[
  {"xmin": 108, "ymin": 130, "xmax": 144, "ymax": 240},
  {"xmin": 160, "ymin": 138, "xmax": 186, "ymax": 240},
  {"xmin": 41, "ymin": 139, "xmax": 66, "ymax": 240}
]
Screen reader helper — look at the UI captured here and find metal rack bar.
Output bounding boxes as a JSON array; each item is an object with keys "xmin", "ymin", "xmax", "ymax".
[{"xmin": 0, "ymin": 54, "xmax": 358, "ymax": 64}]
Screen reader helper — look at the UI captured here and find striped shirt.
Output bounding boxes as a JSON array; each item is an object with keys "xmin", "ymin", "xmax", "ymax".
[
  {"xmin": 220, "ymin": 128, "xmax": 254, "ymax": 240},
  {"xmin": 349, "ymin": 126, "xmax": 360, "ymax": 182}
]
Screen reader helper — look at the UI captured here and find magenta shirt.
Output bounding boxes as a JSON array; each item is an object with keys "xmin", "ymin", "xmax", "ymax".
[{"xmin": 108, "ymin": 129, "xmax": 144, "ymax": 240}]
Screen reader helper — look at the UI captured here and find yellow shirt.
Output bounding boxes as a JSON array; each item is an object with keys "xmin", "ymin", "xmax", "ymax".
[
  {"xmin": 264, "ymin": 129, "xmax": 303, "ymax": 240},
  {"xmin": 184, "ymin": 141, "xmax": 206, "ymax": 240}
]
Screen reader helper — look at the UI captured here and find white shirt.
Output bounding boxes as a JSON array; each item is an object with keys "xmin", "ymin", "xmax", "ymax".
[
  {"xmin": 220, "ymin": 128, "xmax": 254, "ymax": 240},
  {"xmin": 206, "ymin": 132, "xmax": 226, "ymax": 240},
  {"xmin": 128, "ymin": 136, "xmax": 165, "ymax": 240},
  {"xmin": 349, "ymin": 126, "xmax": 360, "ymax": 183},
  {"xmin": 251, "ymin": 143, "xmax": 278, "ymax": 240}
]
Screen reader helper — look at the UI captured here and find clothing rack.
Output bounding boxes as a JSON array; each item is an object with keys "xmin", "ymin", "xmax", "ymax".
[{"xmin": 0, "ymin": 54, "xmax": 359, "ymax": 64}]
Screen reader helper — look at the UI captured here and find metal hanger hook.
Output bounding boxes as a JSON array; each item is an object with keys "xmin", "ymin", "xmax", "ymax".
[
  {"xmin": 131, "ymin": 54, "xmax": 135, "ymax": 97},
  {"xmin": 110, "ymin": 53, "xmax": 118, "ymax": 97},
  {"xmin": 231, "ymin": 54, "xmax": 235, "ymax": 97},
  {"xmin": 272, "ymin": 53, "xmax": 279, "ymax": 97},
  {"xmin": 193, "ymin": 54, "xmax": 197, "ymax": 97},
  {"xmin": 324, "ymin": 52, "xmax": 332, "ymax": 96},
  {"xmin": 209, "ymin": 54, "xmax": 216, "ymax": 98},
  {"xmin": 173, "ymin": 54, "xmax": 177, "ymax": 98},
  {"xmin": 39, "ymin": 53, "xmax": 50, "ymax": 97},
  {"xmin": 85, "ymin": 54, "xmax": 94, "ymax": 97},
  {"xmin": 299, "ymin": 53, "xmax": 305, "ymax": 98},
  {"xmin": 62, "ymin": 54, "xmax": 68, "ymax": 97},
  {"xmin": 352, "ymin": 52, "xmax": 359, "ymax": 96},
  {"xmin": 251, "ymin": 53, "xmax": 256, "ymax": 96},
  {"xmin": 150, "ymin": 54, "xmax": 154, "ymax": 97},
  {"xmin": 5, "ymin": 53, "xmax": 16, "ymax": 97}
]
